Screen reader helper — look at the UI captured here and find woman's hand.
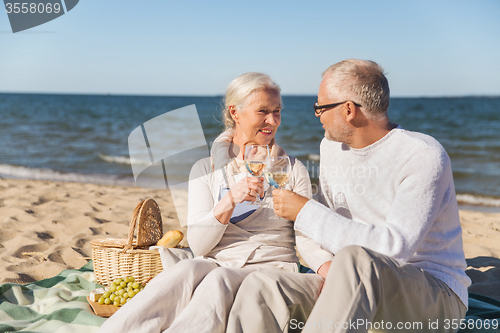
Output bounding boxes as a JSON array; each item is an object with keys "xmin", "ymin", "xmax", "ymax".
[
  {"xmin": 229, "ymin": 176, "xmax": 265, "ymax": 205},
  {"xmin": 214, "ymin": 176, "xmax": 264, "ymax": 225}
]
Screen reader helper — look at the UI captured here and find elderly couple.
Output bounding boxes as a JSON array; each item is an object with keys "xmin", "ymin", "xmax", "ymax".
[{"xmin": 98, "ymin": 59, "xmax": 471, "ymax": 333}]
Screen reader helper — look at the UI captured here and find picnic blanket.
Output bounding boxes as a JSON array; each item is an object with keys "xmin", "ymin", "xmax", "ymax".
[
  {"xmin": 458, "ymin": 293, "xmax": 500, "ymax": 333},
  {"xmin": 1, "ymin": 261, "xmax": 500, "ymax": 332},
  {"xmin": 0, "ymin": 261, "xmax": 105, "ymax": 333}
]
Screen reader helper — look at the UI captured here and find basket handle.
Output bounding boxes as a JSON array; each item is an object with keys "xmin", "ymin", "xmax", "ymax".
[{"xmin": 123, "ymin": 200, "xmax": 144, "ymax": 253}]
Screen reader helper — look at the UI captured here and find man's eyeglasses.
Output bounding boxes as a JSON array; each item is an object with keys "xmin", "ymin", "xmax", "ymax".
[{"xmin": 314, "ymin": 101, "xmax": 361, "ymax": 115}]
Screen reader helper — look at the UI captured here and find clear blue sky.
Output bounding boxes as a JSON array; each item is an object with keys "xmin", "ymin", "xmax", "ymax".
[{"xmin": 1, "ymin": 0, "xmax": 499, "ymax": 97}]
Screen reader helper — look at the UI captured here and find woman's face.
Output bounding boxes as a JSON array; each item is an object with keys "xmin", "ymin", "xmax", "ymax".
[{"xmin": 231, "ymin": 89, "xmax": 282, "ymax": 147}]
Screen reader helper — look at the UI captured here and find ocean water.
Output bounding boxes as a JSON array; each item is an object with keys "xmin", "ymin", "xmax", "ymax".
[{"xmin": 0, "ymin": 93, "xmax": 499, "ymax": 209}]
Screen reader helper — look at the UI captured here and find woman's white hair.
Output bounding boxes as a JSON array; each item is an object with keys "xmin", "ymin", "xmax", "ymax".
[
  {"xmin": 223, "ymin": 72, "xmax": 282, "ymax": 129},
  {"xmin": 323, "ymin": 59, "xmax": 390, "ymax": 120}
]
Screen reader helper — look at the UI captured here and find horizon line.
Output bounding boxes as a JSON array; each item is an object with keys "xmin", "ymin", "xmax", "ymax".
[{"xmin": 1, "ymin": 91, "xmax": 499, "ymax": 99}]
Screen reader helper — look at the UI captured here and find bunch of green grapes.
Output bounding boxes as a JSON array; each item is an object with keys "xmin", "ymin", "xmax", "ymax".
[{"xmin": 98, "ymin": 276, "xmax": 146, "ymax": 307}]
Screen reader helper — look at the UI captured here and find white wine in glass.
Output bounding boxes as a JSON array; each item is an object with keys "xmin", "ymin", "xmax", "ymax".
[
  {"xmin": 266, "ymin": 171, "xmax": 290, "ymax": 189},
  {"xmin": 245, "ymin": 161, "xmax": 266, "ymax": 177},
  {"xmin": 265, "ymin": 156, "xmax": 291, "ymax": 189},
  {"xmin": 244, "ymin": 144, "xmax": 269, "ymax": 204},
  {"xmin": 265, "ymin": 155, "xmax": 292, "ymax": 219}
]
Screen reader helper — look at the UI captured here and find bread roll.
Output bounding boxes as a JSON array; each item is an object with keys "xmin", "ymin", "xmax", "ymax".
[{"xmin": 156, "ymin": 230, "xmax": 183, "ymax": 248}]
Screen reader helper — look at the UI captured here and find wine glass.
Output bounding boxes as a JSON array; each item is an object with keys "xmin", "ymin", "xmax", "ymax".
[
  {"xmin": 244, "ymin": 145, "xmax": 269, "ymax": 205},
  {"xmin": 264, "ymin": 156, "xmax": 292, "ymax": 219}
]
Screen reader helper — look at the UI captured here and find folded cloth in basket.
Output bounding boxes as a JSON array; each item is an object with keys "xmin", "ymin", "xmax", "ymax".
[{"xmin": 149, "ymin": 246, "xmax": 194, "ymax": 270}]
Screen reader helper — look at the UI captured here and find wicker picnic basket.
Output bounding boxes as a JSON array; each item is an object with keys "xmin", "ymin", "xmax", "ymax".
[{"xmin": 91, "ymin": 199, "xmax": 164, "ymax": 286}]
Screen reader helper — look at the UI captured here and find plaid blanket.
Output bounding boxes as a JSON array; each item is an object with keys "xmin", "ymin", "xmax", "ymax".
[
  {"xmin": 2, "ymin": 261, "xmax": 500, "ymax": 333},
  {"xmin": 0, "ymin": 261, "xmax": 105, "ymax": 333}
]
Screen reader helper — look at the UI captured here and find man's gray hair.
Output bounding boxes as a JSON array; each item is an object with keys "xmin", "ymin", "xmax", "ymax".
[
  {"xmin": 223, "ymin": 72, "xmax": 282, "ymax": 129},
  {"xmin": 322, "ymin": 59, "xmax": 390, "ymax": 119}
]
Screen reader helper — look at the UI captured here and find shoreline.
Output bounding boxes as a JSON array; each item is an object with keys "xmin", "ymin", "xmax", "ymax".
[
  {"xmin": 458, "ymin": 204, "xmax": 500, "ymax": 214},
  {"xmin": 2, "ymin": 165, "xmax": 500, "ymax": 213},
  {"xmin": 1, "ymin": 177, "xmax": 499, "ymax": 301}
]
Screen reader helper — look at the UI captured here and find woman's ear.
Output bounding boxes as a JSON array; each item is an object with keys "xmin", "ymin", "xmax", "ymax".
[{"xmin": 229, "ymin": 105, "xmax": 239, "ymax": 123}]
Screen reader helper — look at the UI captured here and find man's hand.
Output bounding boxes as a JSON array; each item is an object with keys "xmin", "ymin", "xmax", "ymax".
[
  {"xmin": 317, "ymin": 261, "xmax": 331, "ymax": 279},
  {"xmin": 272, "ymin": 189, "xmax": 309, "ymax": 221},
  {"xmin": 316, "ymin": 261, "xmax": 331, "ymax": 293}
]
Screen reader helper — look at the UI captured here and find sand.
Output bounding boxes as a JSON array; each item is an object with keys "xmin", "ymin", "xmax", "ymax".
[{"xmin": 1, "ymin": 177, "xmax": 499, "ymax": 301}]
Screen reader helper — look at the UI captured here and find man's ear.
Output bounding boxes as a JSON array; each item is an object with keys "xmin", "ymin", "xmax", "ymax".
[
  {"xmin": 346, "ymin": 102, "xmax": 369, "ymax": 128},
  {"xmin": 345, "ymin": 102, "xmax": 357, "ymax": 123}
]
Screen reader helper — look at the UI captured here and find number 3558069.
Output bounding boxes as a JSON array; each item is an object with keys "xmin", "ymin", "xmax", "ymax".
[{"xmin": 5, "ymin": 2, "xmax": 62, "ymax": 14}]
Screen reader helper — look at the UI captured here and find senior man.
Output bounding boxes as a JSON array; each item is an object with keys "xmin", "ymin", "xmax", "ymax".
[{"xmin": 227, "ymin": 59, "xmax": 470, "ymax": 333}]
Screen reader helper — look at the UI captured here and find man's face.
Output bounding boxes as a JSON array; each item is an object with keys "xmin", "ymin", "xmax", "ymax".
[{"xmin": 317, "ymin": 76, "xmax": 353, "ymax": 143}]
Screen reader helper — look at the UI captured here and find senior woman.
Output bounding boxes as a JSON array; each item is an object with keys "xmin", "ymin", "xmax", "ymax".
[{"xmin": 97, "ymin": 73, "xmax": 328, "ymax": 333}]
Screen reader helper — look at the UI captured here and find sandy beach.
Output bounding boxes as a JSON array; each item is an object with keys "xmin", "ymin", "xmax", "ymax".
[{"xmin": 1, "ymin": 177, "xmax": 499, "ymax": 301}]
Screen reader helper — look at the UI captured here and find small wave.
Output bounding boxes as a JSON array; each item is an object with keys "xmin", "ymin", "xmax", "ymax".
[
  {"xmin": 0, "ymin": 164, "xmax": 133, "ymax": 186},
  {"xmin": 307, "ymin": 154, "xmax": 320, "ymax": 161},
  {"xmin": 99, "ymin": 154, "xmax": 150, "ymax": 166},
  {"xmin": 456, "ymin": 193, "xmax": 500, "ymax": 207}
]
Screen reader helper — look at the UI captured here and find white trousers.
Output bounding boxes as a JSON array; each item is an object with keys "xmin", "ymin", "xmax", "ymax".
[{"xmin": 97, "ymin": 257, "xmax": 257, "ymax": 333}]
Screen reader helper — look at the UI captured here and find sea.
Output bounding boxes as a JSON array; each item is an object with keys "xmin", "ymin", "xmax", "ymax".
[{"xmin": 1, "ymin": 93, "xmax": 499, "ymax": 212}]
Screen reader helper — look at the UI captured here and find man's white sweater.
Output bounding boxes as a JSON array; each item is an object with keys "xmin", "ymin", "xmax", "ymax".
[{"xmin": 295, "ymin": 128, "xmax": 471, "ymax": 307}]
